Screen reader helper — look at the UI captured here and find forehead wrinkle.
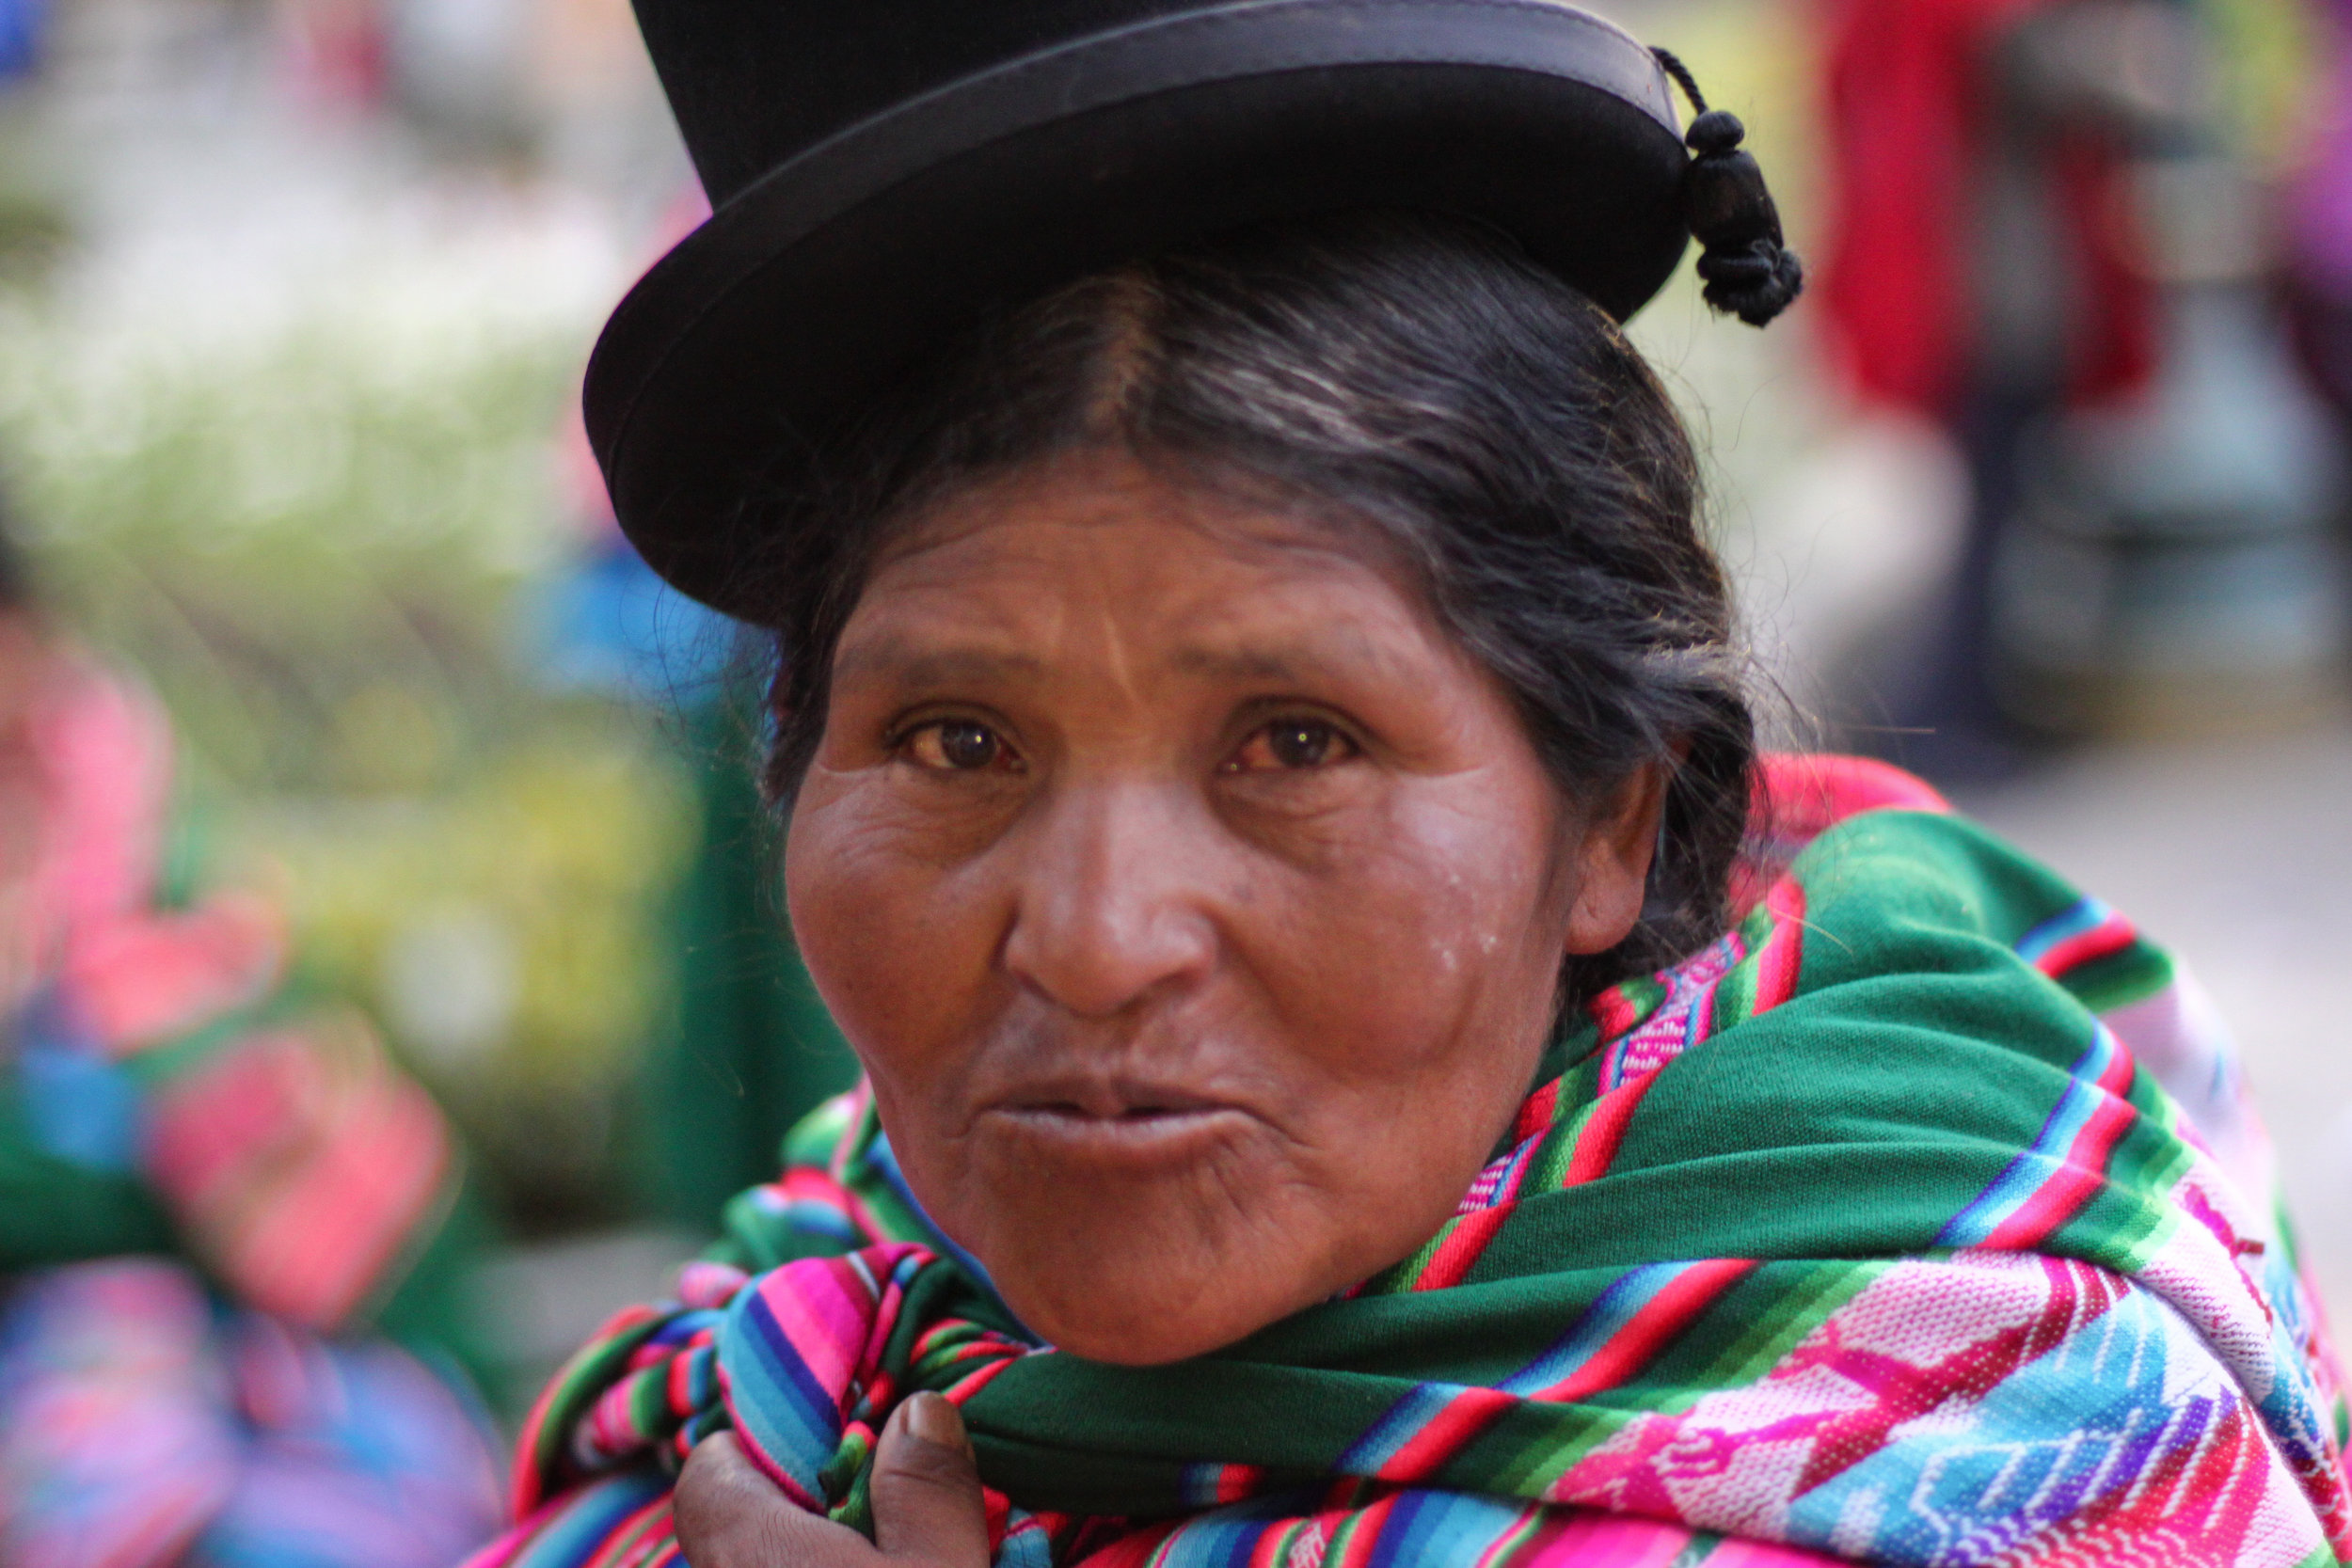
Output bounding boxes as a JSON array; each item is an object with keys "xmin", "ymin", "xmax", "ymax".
[
  {"xmin": 1168, "ymin": 613, "xmax": 1434, "ymax": 690},
  {"xmin": 1081, "ymin": 592, "xmax": 1149, "ymax": 710},
  {"xmin": 830, "ymin": 633, "xmax": 1049, "ymax": 689}
]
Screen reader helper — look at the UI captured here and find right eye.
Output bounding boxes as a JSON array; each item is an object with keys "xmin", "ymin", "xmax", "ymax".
[{"xmin": 900, "ymin": 719, "xmax": 1020, "ymax": 773}]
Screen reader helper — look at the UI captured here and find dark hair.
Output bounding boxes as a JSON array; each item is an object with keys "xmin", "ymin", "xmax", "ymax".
[{"xmin": 747, "ymin": 212, "xmax": 1755, "ymax": 1006}]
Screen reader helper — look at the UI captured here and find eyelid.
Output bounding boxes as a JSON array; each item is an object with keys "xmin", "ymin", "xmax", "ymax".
[
  {"xmin": 882, "ymin": 705, "xmax": 1018, "ymax": 750},
  {"xmin": 1229, "ymin": 699, "xmax": 1369, "ymax": 751},
  {"xmin": 885, "ymin": 710, "xmax": 1027, "ymax": 772},
  {"xmin": 1222, "ymin": 711, "xmax": 1366, "ymax": 773}
]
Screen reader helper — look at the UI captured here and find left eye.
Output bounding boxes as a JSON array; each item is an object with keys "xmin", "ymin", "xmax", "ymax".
[
  {"xmin": 902, "ymin": 720, "xmax": 1018, "ymax": 771},
  {"xmin": 1226, "ymin": 719, "xmax": 1358, "ymax": 772}
]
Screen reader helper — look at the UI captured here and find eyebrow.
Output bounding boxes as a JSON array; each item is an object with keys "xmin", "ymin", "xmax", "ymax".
[
  {"xmin": 1169, "ymin": 646, "xmax": 1318, "ymax": 684},
  {"xmin": 1170, "ymin": 626, "xmax": 1422, "ymax": 689}
]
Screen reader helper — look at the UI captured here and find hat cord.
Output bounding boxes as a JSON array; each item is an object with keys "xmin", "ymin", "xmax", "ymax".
[{"xmin": 1651, "ymin": 48, "xmax": 1805, "ymax": 328}]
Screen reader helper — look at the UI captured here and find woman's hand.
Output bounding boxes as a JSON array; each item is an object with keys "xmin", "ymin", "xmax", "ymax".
[{"xmin": 674, "ymin": 1394, "xmax": 991, "ymax": 1568}]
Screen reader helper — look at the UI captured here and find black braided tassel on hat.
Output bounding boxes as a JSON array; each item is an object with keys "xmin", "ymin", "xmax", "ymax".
[{"xmin": 1653, "ymin": 49, "xmax": 1804, "ymax": 327}]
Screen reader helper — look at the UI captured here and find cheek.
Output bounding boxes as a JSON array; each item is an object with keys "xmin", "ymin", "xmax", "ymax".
[
  {"xmin": 1245, "ymin": 771, "xmax": 1569, "ymax": 1081},
  {"xmin": 785, "ymin": 778, "xmax": 1007, "ymax": 1090}
]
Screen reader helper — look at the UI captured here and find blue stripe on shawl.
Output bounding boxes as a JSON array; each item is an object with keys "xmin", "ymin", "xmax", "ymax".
[
  {"xmin": 721, "ymin": 1286, "xmax": 850, "ymax": 1497},
  {"xmin": 510, "ymin": 1472, "xmax": 670, "ymax": 1568},
  {"xmin": 2014, "ymin": 897, "xmax": 2114, "ymax": 965},
  {"xmin": 1936, "ymin": 1026, "xmax": 2118, "ymax": 1248}
]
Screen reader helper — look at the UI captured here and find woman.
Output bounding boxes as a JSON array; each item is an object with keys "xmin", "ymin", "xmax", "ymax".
[{"xmin": 472, "ymin": 4, "xmax": 2350, "ymax": 1565}]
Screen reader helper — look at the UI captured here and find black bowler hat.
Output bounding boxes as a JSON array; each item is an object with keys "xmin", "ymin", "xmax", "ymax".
[{"xmin": 590, "ymin": 0, "xmax": 1799, "ymax": 618}]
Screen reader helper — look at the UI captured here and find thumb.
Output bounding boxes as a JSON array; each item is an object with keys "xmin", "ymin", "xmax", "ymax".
[{"xmin": 870, "ymin": 1392, "xmax": 992, "ymax": 1568}]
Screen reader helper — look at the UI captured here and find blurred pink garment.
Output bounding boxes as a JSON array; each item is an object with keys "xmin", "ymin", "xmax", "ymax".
[
  {"xmin": 0, "ymin": 657, "xmax": 501, "ymax": 1568},
  {"xmin": 2289, "ymin": 0, "xmax": 2352, "ymax": 301},
  {"xmin": 279, "ymin": 0, "xmax": 389, "ymax": 109},
  {"xmin": 14, "ymin": 657, "xmax": 451, "ymax": 1329},
  {"xmin": 26, "ymin": 658, "xmax": 171, "ymax": 956},
  {"xmin": 0, "ymin": 1260, "xmax": 501, "ymax": 1568}
]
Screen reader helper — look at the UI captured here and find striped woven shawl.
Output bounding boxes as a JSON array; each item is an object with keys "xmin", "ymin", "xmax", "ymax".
[{"xmin": 474, "ymin": 760, "xmax": 2352, "ymax": 1568}]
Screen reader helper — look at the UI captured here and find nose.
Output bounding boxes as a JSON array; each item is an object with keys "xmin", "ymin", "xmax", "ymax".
[{"xmin": 999, "ymin": 777, "xmax": 1219, "ymax": 1019}]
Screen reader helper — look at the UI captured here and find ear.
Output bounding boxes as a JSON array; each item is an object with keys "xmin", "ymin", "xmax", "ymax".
[{"xmin": 1563, "ymin": 759, "xmax": 1673, "ymax": 958}]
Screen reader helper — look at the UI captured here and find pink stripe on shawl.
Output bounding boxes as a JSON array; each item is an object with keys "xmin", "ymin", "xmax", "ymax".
[
  {"xmin": 1750, "ymin": 878, "xmax": 1807, "ymax": 1015},
  {"xmin": 741, "ymin": 1251, "xmax": 899, "ymax": 1402}
]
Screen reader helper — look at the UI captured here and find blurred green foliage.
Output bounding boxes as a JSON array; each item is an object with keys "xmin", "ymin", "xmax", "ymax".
[
  {"xmin": 0, "ymin": 292, "xmax": 566, "ymax": 790},
  {"xmin": 0, "ymin": 268, "xmax": 700, "ymax": 1231}
]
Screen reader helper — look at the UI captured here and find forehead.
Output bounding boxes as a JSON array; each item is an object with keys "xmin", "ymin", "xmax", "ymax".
[{"xmin": 844, "ymin": 452, "xmax": 1437, "ymax": 661}]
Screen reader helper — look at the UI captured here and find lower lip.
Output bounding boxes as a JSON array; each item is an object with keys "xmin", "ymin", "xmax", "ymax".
[{"xmin": 983, "ymin": 1105, "xmax": 1253, "ymax": 1168}]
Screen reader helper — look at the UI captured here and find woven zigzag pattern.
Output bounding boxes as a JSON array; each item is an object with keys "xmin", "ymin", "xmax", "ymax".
[{"xmin": 471, "ymin": 761, "xmax": 2352, "ymax": 1568}]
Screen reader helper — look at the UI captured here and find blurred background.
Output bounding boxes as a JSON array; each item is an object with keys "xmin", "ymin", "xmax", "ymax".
[{"xmin": 0, "ymin": 0, "xmax": 2344, "ymax": 1472}]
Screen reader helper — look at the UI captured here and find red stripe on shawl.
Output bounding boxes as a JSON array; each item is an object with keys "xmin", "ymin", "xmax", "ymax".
[
  {"xmin": 1536, "ymin": 1259, "xmax": 1759, "ymax": 1403},
  {"xmin": 1414, "ymin": 1205, "xmax": 1516, "ymax": 1291},
  {"xmin": 1979, "ymin": 1088, "xmax": 2138, "ymax": 1252},
  {"xmin": 664, "ymin": 1342, "xmax": 699, "ymax": 1417},
  {"xmin": 1245, "ymin": 1515, "xmax": 1295, "ymax": 1568},
  {"xmin": 511, "ymin": 1304, "xmax": 665, "ymax": 1514},
  {"xmin": 1207, "ymin": 1464, "xmax": 1268, "ymax": 1507},
  {"xmin": 1069, "ymin": 1519, "xmax": 1183, "ymax": 1568},
  {"xmin": 1751, "ymin": 878, "xmax": 1807, "ymax": 1014},
  {"xmin": 585, "ymin": 1495, "xmax": 679, "ymax": 1568},
  {"xmin": 1563, "ymin": 1074, "xmax": 1661, "ymax": 1187},
  {"xmin": 2031, "ymin": 912, "xmax": 2137, "ymax": 979},
  {"xmin": 1513, "ymin": 1078, "xmax": 1563, "ymax": 1143},
  {"xmin": 1375, "ymin": 1260, "xmax": 1756, "ymax": 1485},
  {"xmin": 1729, "ymin": 754, "xmax": 1950, "ymax": 916},
  {"xmin": 1589, "ymin": 988, "xmax": 1643, "ymax": 1045},
  {"xmin": 1327, "ymin": 1491, "xmax": 1409, "ymax": 1568},
  {"xmin": 2090, "ymin": 1033, "xmax": 2137, "ymax": 1098},
  {"xmin": 1371, "ymin": 1386, "xmax": 1518, "ymax": 1481},
  {"xmin": 979, "ymin": 1489, "xmax": 1015, "ymax": 1559},
  {"xmin": 1754, "ymin": 753, "xmax": 1951, "ymax": 831},
  {"xmin": 944, "ymin": 1349, "xmax": 1024, "ymax": 1404}
]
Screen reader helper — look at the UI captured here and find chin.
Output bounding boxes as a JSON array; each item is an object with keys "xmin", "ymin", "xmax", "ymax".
[
  {"xmin": 1009, "ymin": 1279, "xmax": 1259, "ymax": 1366},
  {"xmin": 974, "ymin": 1209, "xmax": 1331, "ymax": 1366},
  {"xmin": 940, "ymin": 1112, "xmax": 1332, "ymax": 1362}
]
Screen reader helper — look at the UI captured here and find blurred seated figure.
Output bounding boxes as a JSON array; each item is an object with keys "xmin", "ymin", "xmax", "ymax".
[
  {"xmin": 0, "ymin": 507, "xmax": 502, "ymax": 1568},
  {"xmin": 1821, "ymin": 0, "xmax": 2346, "ymax": 754}
]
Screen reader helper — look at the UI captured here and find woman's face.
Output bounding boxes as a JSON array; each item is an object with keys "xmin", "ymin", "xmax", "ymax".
[{"xmin": 787, "ymin": 450, "xmax": 1660, "ymax": 1364}]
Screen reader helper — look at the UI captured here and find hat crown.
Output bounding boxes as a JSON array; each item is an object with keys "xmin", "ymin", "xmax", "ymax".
[{"xmin": 636, "ymin": 0, "xmax": 1214, "ymax": 204}]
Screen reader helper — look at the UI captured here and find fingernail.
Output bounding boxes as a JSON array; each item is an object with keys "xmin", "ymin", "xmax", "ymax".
[{"xmin": 901, "ymin": 1391, "xmax": 972, "ymax": 1457}]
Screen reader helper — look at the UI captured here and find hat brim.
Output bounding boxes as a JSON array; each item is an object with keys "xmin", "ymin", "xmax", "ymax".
[{"xmin": 588, "ymin": 0, "xmax": 1690, "ymax": 620}]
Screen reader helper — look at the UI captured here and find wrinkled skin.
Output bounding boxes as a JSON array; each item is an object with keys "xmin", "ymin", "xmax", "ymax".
[{"xmin": 681, "ymin": 449, "xmax": 1664, "ymax": 1565}]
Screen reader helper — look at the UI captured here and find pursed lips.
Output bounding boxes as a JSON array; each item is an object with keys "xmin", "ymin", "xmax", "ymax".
[{"xmin": 978, "ymin": 1077, "xmax": 1259, "ymax": 1166}]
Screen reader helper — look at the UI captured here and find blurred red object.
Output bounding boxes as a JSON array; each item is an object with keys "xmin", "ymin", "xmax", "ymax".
[
  {"xmin": 281, "ymin": 0, "xmax": 389, "ymax": 109},
  {"xmin": 1819, "ymin": 0, "xmax": 2155, "ymax": 415}
]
